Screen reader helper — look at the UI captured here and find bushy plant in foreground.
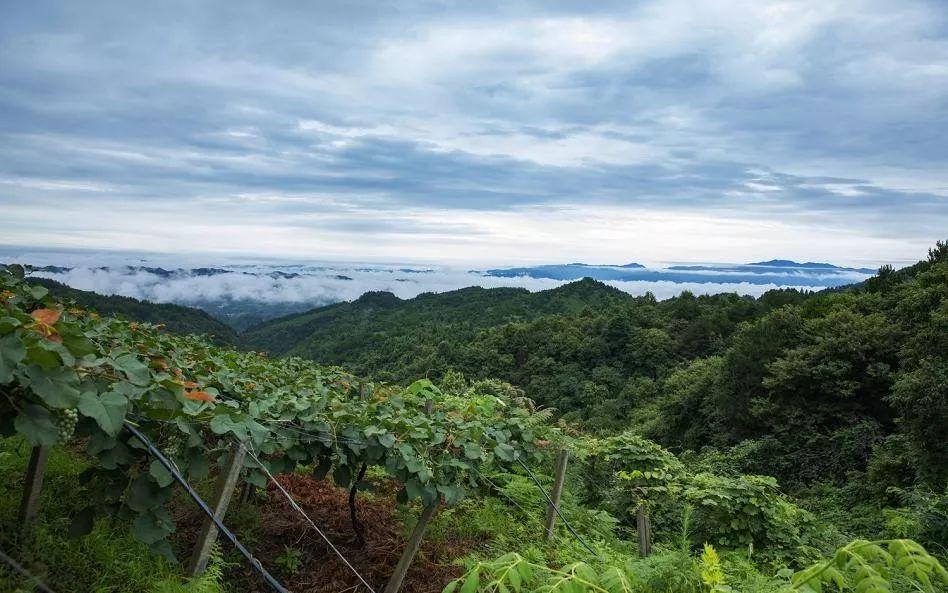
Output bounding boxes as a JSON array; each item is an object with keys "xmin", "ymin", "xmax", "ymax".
[{"xmin": 444, "ymin": 538, "xmax": 948, "ymax": 593}]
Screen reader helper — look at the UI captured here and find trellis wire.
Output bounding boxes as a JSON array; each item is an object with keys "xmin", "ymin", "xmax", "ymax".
[
  {"xmin": 244, "ymin": 442, "xmax": 377, "ymax": 593},
  {"xmin": 123, "ymin": 422, "xmax": 290, "ymax": 593},
  {"xmin": 515, "ymin": 457, "xmax": 600, "ymax": 558},
  {"xmin": 0, "ymin": 548, "xmax": 57, "ymax": 593}
]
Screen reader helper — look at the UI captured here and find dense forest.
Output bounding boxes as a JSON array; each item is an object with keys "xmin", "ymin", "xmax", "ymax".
[
  {"xmin": 27, "ymin": 276, "xmax": 239, "ymax": 345},
  {"xmin": 3, "ymin": 245, "xmax": 946, "ymax": 593},
  {"xmin": 243, "ymin": 243, "xmax": 948, "ymax": 542}
]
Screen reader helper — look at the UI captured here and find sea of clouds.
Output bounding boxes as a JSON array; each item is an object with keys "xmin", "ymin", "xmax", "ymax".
[
  {"xmin": 30, "ymin": 264, "xmax": 822, "ymax": 305},
  {"xmin": 1, "ymin": 247, "xmax": 872, "ymax": 323}
]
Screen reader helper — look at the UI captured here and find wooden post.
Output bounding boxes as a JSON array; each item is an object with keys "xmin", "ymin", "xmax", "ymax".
[
  {"xmin": 383, "ymin": 502, "xmax": 440, "ymax": 593},
  {"xmin": 18, "ymin": 446, "xmax": 50, "ymax": 532},
  {"xmin": 239, "ymin": 480, "xmax": 253, "ymax": 506},
  {"xmin": 187, "ymin": 441, "xmax": 247, "ymax": 577},
  {"xmin": 544, "ymin": 449, "xmax": 569, "ymax": 542},
  {"xmin": 424, "ymin": 398, "xmax": 433, "ymax": 414},
  {"xmin": 636, "ymin": 504, "xmax": 652, "ymax": 557}
]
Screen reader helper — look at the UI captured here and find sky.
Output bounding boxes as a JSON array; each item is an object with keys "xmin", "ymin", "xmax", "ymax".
[{"xmin": 1, "ymin": 0, "xmax": 947, "ymax": 267}]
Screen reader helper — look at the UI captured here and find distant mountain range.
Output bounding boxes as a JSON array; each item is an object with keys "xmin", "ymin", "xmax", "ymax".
[
  {"xmin": 486, "ymin": 259, "xmax": 875, "ymax": 287},
  {"xmin": 12, "ymin": 256, "xmax": 880, "ymax": 332}
]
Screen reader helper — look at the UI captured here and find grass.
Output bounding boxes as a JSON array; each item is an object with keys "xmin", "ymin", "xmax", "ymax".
[{"xmin": 0, "ymin": 437, "xmax": 225, "ymax": 593}]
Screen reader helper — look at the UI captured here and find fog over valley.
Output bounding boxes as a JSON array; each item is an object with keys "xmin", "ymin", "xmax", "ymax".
[{"xmin": 1, "ymin": 246, "xmax": 875, "ymax": 329}]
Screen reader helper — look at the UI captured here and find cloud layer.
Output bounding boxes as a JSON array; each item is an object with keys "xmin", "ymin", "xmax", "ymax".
[
  {"xmin": 1, "ymin": 1, "xmax": 946, "ymax": 263},
  {"xmin": 30, "ymin": 263, "xmax": 823, "ymax": 312}
]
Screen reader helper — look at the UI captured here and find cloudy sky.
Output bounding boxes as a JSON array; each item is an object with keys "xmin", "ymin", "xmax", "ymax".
[{"xmin": 1, "ymin": 0, "xmax": 946, "ymax": 266}]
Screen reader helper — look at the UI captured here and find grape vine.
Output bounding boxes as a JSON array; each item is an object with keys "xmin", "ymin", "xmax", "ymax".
[{"xmin": 0, "ymin": 264, "xmax": 551, "ymax": 558}]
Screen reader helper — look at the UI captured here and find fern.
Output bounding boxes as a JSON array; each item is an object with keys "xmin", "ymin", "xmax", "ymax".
[
  {"xmin": 149, "ymin": 545, "xmax": 227, "ymax": 593},
  {"xmin": 444, "ymin": 539, "xmax": 946, "ymax": 593},
  {"xmin": 699, "ymin": 544, "xmax": 729, "ymax": 593},
  {"xmin": 790, "ymin": 539, "xmax": 948, "ymax": 593}
]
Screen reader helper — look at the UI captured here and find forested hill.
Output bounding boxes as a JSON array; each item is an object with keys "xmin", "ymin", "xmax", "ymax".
[
  {"xmin": 241, "ymin": 277, "xmax": 637, "ymax": 362},
  {"xmin": 243, "ymin": 243, "xmax": 948, "ymax": 499},
  {"xmin": 25, "ymin": 276, "xmax": 239, "ymax": 345},
  {"xmin": 241, "ymin": 275, "xmax": 810, "ymax": 402}
]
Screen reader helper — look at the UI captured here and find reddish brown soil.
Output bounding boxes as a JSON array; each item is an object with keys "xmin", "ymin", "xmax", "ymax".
[{"xmin": 176, "ymin": 473, "xmax": 473, "ymax": 593}]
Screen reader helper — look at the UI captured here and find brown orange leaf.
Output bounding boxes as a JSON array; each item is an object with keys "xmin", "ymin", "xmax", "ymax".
[
  {"xmin": 31, "ymin": 308, "xmax": 61, "ymax": 326},
  {"xmin": 185, "ymin": 390, "xmax": 215, "ymax": 402}
]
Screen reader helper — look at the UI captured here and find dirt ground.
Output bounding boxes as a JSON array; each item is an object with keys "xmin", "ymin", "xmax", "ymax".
[{"xmin": 175, "ymin": 473, "xmax": 472, "ymax": 593}]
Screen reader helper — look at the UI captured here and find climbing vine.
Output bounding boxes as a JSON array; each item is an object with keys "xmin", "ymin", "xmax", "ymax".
[{"xmin": 0, "ymin": 264, "xmax": 550, "ymax": 557}]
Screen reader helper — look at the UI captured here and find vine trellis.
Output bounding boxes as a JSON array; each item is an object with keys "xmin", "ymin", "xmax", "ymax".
[{"xmin": 0, "ymin": 264, "xmax": 552, "ymax": 591}]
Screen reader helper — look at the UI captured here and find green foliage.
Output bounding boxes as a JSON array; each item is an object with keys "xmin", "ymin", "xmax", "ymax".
[
  {"xmin": 446, "ymin": 551, "xmax": 664, "ymax": 593},
  {"xmin": 274, "ymin": 546, "xmax": 304, "ymax": 574},
  {"xmin": 583, "ymin": 431, "xmax": 685, "ymax": 506},
  {"xmin": 242, "ymin": 243, "xmax": 948, "ymax": 500},
  {"xmin": 582, "ymin": 432, "xmax": 812, "ymax": 554},
  {"xmin": 27, "ymin": 277, "xmax": 239, "ymax": 346},
  {"xmin": 150, "ymin": 547, "xmax": 227, "ymax": 593},
  {"xmin": 444, "ymin": 547, "xmax": 704, "ymax": 593},
  {"xmin": 699, "ymin": 544, "xmax": 729, "ymax": 593},
  {"xmin": 443, "ymin": 539, "xmax": 947, "ymax": 593},
  {"xmin": 0, "ymin": 267, "xmax": 551, "ymax": 556},
  {"xmin": 0, "ymin": 437, "xmax": 219, "ymax": 593},
  {"xmin": 790, "ymin": 539, "xmax": 948, "ymax": 593},
  {"xmin": 242, "ymin": 279, "xmax": 772, "ymax": 417},
  {"xmin": 680, "ymin": 473, "xmax": 811, "ymax": 550}
]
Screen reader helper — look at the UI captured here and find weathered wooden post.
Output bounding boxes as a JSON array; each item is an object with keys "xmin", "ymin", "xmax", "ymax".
[
  {"xmin": 544, "ymin": 449, "xmax": 569, "ymax": 542},
  {"xmin": 239, "ymin": 480, "xmax": 253, "ymax": 506},
  {"xmin": 18, "ymin": 446, "xmax": 50, "ymax": 532},
  {"xmin": 636, "ymin": 504, "xmax": 652, "ymax": 557},
  {"xmin": 187, "ymin": 441, "xmax": 247, "ymax": 577},
  {"xmin": 383, "ymin": 502, "xmax": 440, "ymax": 593}
]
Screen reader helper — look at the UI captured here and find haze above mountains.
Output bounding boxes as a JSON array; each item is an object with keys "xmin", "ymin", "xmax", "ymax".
[{"xmin": 3, "ymin": 246, "xmax": 877, "ymax": 330}]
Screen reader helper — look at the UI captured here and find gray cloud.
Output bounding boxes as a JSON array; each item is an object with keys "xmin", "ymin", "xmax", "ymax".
[{"xmin": 1, "ymin": 0, "xmax": 946, "ymax": 261}]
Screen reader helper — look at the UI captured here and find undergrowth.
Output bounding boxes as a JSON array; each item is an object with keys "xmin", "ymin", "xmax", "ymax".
[{"xmin": 0, "ymin": 437, "xmax": 226, "ymax": 593}]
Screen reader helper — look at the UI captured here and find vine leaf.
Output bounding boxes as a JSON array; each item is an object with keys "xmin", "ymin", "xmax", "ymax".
[
  {"xmin": 112, "ymin": 353, "xmax": 151, "ymax": 386},
  {"xmin": 14, "ymin": 403, "xmax": 59, "ymax": 446},
  {"xmin": 209, "ymin": 413, "xmax": 247, "ymax": 439},
  {"xmin": 78, "ymin": 390, "xmax": 128, "ymax": 436},
  {"xmin": 464, "ymin": 442, "xmax": 482, "ymax": 460},
  {"xmin": 25, "ymin": 364, "xmax": 80, "ymax": 408},
  {"xmin": 68, "ymin": 506, "xmax": 96, "ymax": 538},
  {"xmin": 0, "ymin": 333, "xmax": 26, "ymax": 383},
  {"xmin": 185, "ymin": 390, "xmax": 215, "ymax": 402},
  {"xmin": 149, "ymin": 459, "xmax": 174, "ymax": 488},
  {"xmin": 132, "ymin": 510, "xmax": 175, "ymax": 545},
  {"xmin": 437, "ymin": 484, "xmax": 465, "ymax": 505},
  {"xmin": 494, "ymin": 443, "xmax": 516, "ymax": 461},
  {"xmin": 126, "ymin": 474, "xmax": 168, "ymax": 513}
]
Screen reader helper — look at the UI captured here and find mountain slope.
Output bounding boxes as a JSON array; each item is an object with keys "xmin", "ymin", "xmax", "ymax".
[
  {"xmin": 240, "ymin": 278, "xmax": 800, "ymax": 394},
  {"xmin": 27, "ymin": 276, "xmax": 239, "ymax": 345},
  {"xmin": 240, "ymin": 278, "xmax": 636, "ymax": 373}
]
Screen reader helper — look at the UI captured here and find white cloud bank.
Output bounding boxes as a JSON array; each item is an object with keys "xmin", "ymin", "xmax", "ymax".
[{"xmin": 27, "ymin": 263, "xmax": 823, "ymax": 311}]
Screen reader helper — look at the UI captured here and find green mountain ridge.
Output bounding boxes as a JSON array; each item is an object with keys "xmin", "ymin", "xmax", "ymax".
[
  {"xmin": 242, "ymin": 243, "xmax": 948, "ymax": 500},
  {"xmin": 25, "ymin": 276, "xmax": 239, "ymax": 345},
  {"xmin": 240, "ymin": 278, "xmax": 637, "ymax": 367}
]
